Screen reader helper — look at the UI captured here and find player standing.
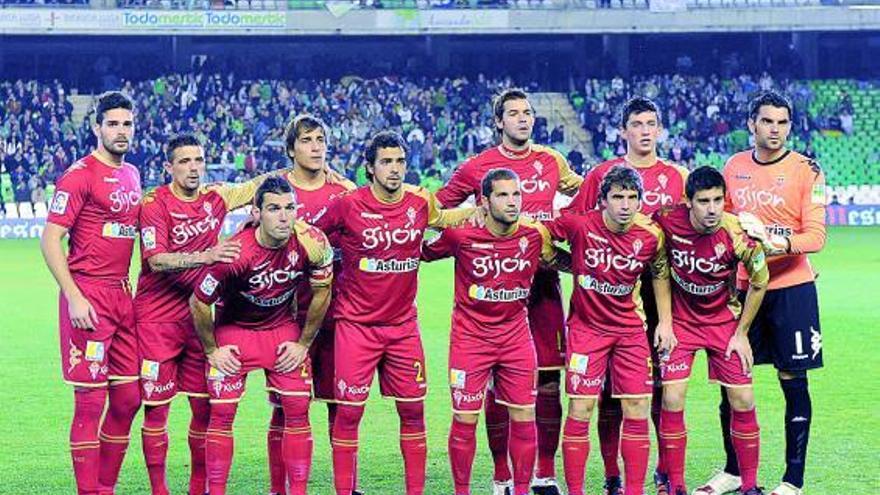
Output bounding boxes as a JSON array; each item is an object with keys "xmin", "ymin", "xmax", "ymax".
[
  {"xmin": 266, "ymin": 114, "xmax": 358, "ymax": 495},
  {"xmin": 544, "ymin": 166, "xmax": 673, "ymax": 495},
  {"xmin": 40, "ymin": 91, "xmax": 141, "ymax": 495},
  {"xmin": 653, "ymin": 166, "xmax": 768, "ymax": 495},
  {"xmin": 134, "ymin": 133, "xmax": 277, "ymax": 495},
  {"xmin": 314, "ymin": 131, "xmax": 473, "ymax": 495},
  {"xmin": 565, "ymin": 97, "xmax": 688, "ymax": 495},
  {"xmin": 436, "ymin": 89, "xmax": 582, "ymax": 495},
  {"xmin": 697, "ymin": 91, "xmax": 826, "ymax": 495},
  {"xmin": 424, "ymin": 168, "xmax": 568, "ymax": 495},
  {"xmin": 190, "ymin": 177, "xmax": 334, "ymax": 495}
]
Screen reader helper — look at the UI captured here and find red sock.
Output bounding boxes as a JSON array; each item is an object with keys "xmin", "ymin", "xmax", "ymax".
[
  {"xmin": 268, "ymin": 404, "xmax": 286, "ymax": 494},
  {"xmin": 397, "ymin": 401, "xmax": 427, "ymax": 495},
  {"xmin": 331, "ymin": 404, "xmax": 364, "ymax": 495},
  {"xmin": 279, "ymin": 396, "xmax": 312, "ymax": 495},
  {"xmin": 448, "ymin": 418, "xmax": 477, "ymax": 495},
  {"xmin": 652, "ymin": 386, "xmax": 665, "ymax": 474},
  {"xmin": 187, "ymin": 397, "xmax": 210, "ymax": 495},
  {"xmin": 206, "ymin": 402, "xmax": 238, "ymax": 495},
  {"xmin": 597, "ymin": 393, "xmax": 622, "ymax": 478},
  {"xmin": 561, "ymin": 416, "xmax": 590, "ymax": 495},
  {"xmin": 509, "ymin": 419, "xmax": 537, "ymax": 495},
  {"xmin": 485, "ymin": 388, "xmax": 511, "ymax": 482},
  {"xmin": 98, "ymin": 380, "xmax": 141, "ymax": 492},
  {"xmin": 730, "ymin": 408, "xmax": 760, "ymax": 491},
  {"xmin": 70, "ymin": 388, "xmax": 107, "ymax": 495},
  {"xmin": 142, "ymin": 405, "xmax": 171, "ymax": 495},
  {"xmin": 659, "ymin": 409, "xmax": 687, "ymax": 492},
  {"xmin": 535, "ymin": 389, "xmax": 562, "ymax": 479},
  {"xmin": 621, "ymin": 418, "xmax": 650, "ymax": 495}
]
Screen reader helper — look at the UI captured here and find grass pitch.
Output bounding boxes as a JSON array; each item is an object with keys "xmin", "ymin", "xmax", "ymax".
[{"xmin": 1, "ymin": 226, "xmax": 878, "ymax": 493}]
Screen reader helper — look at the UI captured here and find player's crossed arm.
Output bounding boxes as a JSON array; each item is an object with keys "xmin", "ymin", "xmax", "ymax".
[{"xmin": 649, "ymin": 229, "xmax": 676, "ymax": 355}]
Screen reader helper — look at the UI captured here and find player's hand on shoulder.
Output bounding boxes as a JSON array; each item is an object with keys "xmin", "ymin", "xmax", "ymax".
[
  {"xmin": 208, "ymin": 345, "xmax": 241, "ymax": 376},
  {"xmin": 68, "ymin": 294, "xmax": 99, "ymax": 330},
  {"xmin": 206, "ymin": 238, "xmax": 242, "ymax": 264},
  {"xmin": 726, "ymin": 331, "xmax": 754, "ymax": 374},
  {"xmin": 275, "ymin": 341, "xmax": 308, "ymax": 374},
  {"xmin": 467, "ymin": 204, "xmax": 488, "ymax": 228},
  {"xmin": 654, "ymin": 320, "xmax": 677, "ymax": 354},
  {"xmin": 737, "ymin": 212, "xmax": 767, "ymax": 241}
]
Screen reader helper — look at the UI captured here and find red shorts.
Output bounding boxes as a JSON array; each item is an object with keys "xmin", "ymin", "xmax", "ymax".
[
  {"xmin": 527, "ymin": 269, "xmax": 566, "ymax": 370},
  {"xmin": 661, "ymin": 321, "xmax": 753, "ymax": 388},
  {"xmin": 566, "ymin": 324, "xmax": 653, "ymax": 399},
  {"xmin": 309, "ymin": 318, "xmax": 338, "ymax": 402},
  {"xmin": 138, "ymin": 320, "xmax": 208, "ymax": 405},
  {"xmin": 449, "ymin": 324, "xmax": 537, "ymax": 413},
  {"xmin": 59, "ymin": 279, "xmax": 137, "ymax": 387},
  {"xmin": 334, "ymin": 319, "xmax": 427, "ymax": 405},
  {"xmin": 206, "ymin": 323, "xmax": 312, "ymax": 403}
]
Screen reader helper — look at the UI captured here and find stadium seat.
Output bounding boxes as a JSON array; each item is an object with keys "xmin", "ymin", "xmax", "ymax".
[
  {"xmin": 18, "ymin": 202, "xmax": 34, "ymax": 219},
  {"xmin": 4, "ymin": 203, "xmax": 18, "ymax": 219},
  {"xmin": 33, "ymin": 201, "xmax": 48, "ymax": 218}
]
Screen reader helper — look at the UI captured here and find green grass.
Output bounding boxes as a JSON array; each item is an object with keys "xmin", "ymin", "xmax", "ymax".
[{"xmin": 2, "ymin": 227, "xmax": 879, "ymax": 493}]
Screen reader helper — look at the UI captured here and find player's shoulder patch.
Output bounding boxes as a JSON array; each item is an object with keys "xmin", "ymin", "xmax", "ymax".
[
  {"xmin": 294, "ymin": 219, "xmax": 333, "ymax": 265},
  {"xmin": 632, "ymin": 212, "xmax": 663, "ymax": 239},
  {"xmin": 140, "ymin": 189, "xmax": 159, "ymax": 205},
  {"xmin": 403, "ymin": 183, "xmax": 431, "ymax": 201}
]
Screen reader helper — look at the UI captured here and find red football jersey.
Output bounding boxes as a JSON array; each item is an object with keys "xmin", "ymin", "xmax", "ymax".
[
  {"xmin": 545, "ymin": 209, "xmax": 668, "ymax": 332},
  {"xmin": 653, "ymin": 205, "xmax": 769, "ymax": 326},
  {"xmin": 134, "ymin": 181, "xmax": 263, "ymax": 322},
  {"xmin": 46, "ymin": 153, "xmax": 141, "ymax": 281},
  {"xmin": 193, "ymin": 222, "xmax": 334, "ymax": 330},
  {"xmin": 565, "ymin": 157, "xmax": 688, "ymax": 216},
  {"xmin": 284, "ymin": 172, "xmax": 356, "ymax": 324},
  {"xmin": 315, "ymin": 184, "xmax": 471, "ymax": 326},
  {"xmin": 435, "ymin": 143, "xmax": 582, "ymax": 221},
  {"xmin": 422, "ymin": 219, "xmax": 556, "ymax": 344}
]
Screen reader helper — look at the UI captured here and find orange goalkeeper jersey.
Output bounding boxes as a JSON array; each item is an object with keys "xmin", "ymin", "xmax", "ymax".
[{"xmin": 723, "ymin": 149, "xmax": 826, "ymax": 290}]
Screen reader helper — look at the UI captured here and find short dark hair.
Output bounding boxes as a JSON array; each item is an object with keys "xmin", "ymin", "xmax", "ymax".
[
  {"xmin": 166, "ymin": 134, "xmax": 202, "ymax": 162},
  {"xmin": 255, "ymin": 176, "xmax": 295, "ymax": 209},
  {"xmin": 493, "ymin": 88, "xmax": 530, "ymax": 122},
  {"xmin": 600, "ymin": 165, "xmax": 643, "ymax": 200},
  {"xmin": 284, "ymin": 114, "xmax": 327, "ymax": 157},
  {"xmin": 94, "ymin": 91, "xmax": 134, "ymax": 125},
  {"xmin": 748, "ymin": 90, "xmax": 792, "ymax": 121},
  {"xmin": 685, "ymin": 166, "xmax": 726, "ymax": 200},
  {"xmin": 481, "ymin": 168, "xmax": 520, "ymax": 198},
  {"xmin": 364, "ymin": 131, "xmax": 408, "ymax": 182},
  {"xmin": 619, "ymin": 96, "xmax": 660, "ymax": 128}
]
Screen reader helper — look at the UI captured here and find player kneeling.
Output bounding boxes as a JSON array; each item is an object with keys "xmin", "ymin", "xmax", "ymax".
[
  {"xmin": 653, "ymin": 166, "xmax": 769, "ymax": 495},
  {"xmin": 189, "ymin": 177, "xmax": 334, "ymax": 495},
  {"xmin": 423, "ymin": 168, "xmax": 569, "ymax": 495}
]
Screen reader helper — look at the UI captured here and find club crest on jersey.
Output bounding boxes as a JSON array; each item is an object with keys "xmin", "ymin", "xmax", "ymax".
[
  {"xmin": 288, "ymin": 250, "xmax": 300, "ymax": 268},
  {"xmin": 714, "ymin": 242, "xmax": 726, "ymax": 258},
  {"xmin": 532, "ymin": 161, "xmax": 544, "ymax": 175},
  {"xmin": 50, "ymin": 191, "xmax": 70, "ymax": 214},
  {"xmin": 519, "ymin": 236, "xmax": 529, "ymax": 254},
  {"xmin": 406, "ymin": 206, "xmax": 417, "ymax": 227},
  {"xmin": 632, "ymin": 239, "xmax": 643, "ymax": 256},
  {"xmin": 658, "ymin": 173, "xmax": 668, "ymax": 189},
  {"xmin": 204, "ymin": 202, "xmax": 213, "ymax": 214},
  {"xmin": 776, "ymin": 175, "xmax": 786, "ymax": 186}
]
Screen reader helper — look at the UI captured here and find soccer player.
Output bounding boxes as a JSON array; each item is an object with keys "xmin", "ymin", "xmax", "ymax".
[
  {"xmin": 423, "ymin": 168, "xmax": 569, "ymax": 495},
  {"xmin": 314, "ymin": 131, "xmax": 474, "ymax": 495},
  {"xmin": 436, "ymin": 89, "xmax": 582, "ymax": 495},
  {"xmin": 190, "ymin": 177, "xmax": 334, "ymax": 495},
  {"xmin": 653, "ymin": 166, "xmax": 769, "ymax": 495},
  {"xmin": 135, "ymin": 133, "xmax": 279, "ymax": 495},
  {"xmin": 564, "ymin": 97, "xmax": 689, "ymax": 495},
  {"xmin": 697, "ymin": 91, "xmax": 826, "ymax": 495},
  {"xmin": 544, "ymin": 166, "xmax": 673, "ymax": 495},
  {"xmin": 40, "ymin": 91, "xmax": 141, "ymax": 495},
  {"xmin": 267, "ymin": 114, "xmax": 358, "ymax": 495}
]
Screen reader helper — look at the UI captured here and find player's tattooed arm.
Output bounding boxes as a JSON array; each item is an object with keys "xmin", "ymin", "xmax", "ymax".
[
  {"xmin": 190, "ymin": 294, "xmax": 241, "ymax": 375},
  {"xmin": 542, "ymin": 246, "xmax": 573, "ymax": 274},
  {"xmin": 147, "ymin": 239, "xmax": 242, "ymax": 272}
]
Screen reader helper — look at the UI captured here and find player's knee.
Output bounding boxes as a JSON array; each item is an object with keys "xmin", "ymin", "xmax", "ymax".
[
  {"xmin": 335, "ymin": 404, "xmax": 365, "ymax": 432},
  {"xmin": 453, "ymin": 412, "xmax": 479, "ymax": 425},
  {"xmin": 726, "ymin": 387, "xmax": 755, "ymax": 412},
  {"xmin": 396, "ymin": 400, "xmax": 425, "ymax": 428},
  {"xmin": 209, "ymin": 402, "xmax": 238, "ymax": 431},
  {"xmin": 537, "ymin": 370, "xmax": 561, "ymax": 391},
  {"xmin": 279, "ymin": 395, "xmax": 310, "ymax": 427},
  {"xmin": 620, "ymin": 397, "xmax": 649, "ymax": 419},
  {"xmin": 109, "ymin": 380, "xmax": 142, "ymax": 416},
  {"xmin": 73, "ymin": 387, "xmax": 107, "ymax": 419},
  {"xmin": 567, "ymin": 398, "xmax": 594, "ymax": 420},
  {"xmin": 188, "ymin": 396, "xmax": 211, "ymax": 429},
  {"xmin": 661, "ymin": 385, "xmax": 686, "ymax": 412},
  {"xmin": 144, "ymin": 404, "xmax": 171, "ymax": 428},
  {"xmin": 508, "ymin": 407, "xmax": 535, "ymax": 422},
  {"xmin": 778, "ymin": 369, "xmax": 807, "ymax": 381},
  {"xmin": 269, "ymin": 404, "xmax": 285, "ymax": 427}
]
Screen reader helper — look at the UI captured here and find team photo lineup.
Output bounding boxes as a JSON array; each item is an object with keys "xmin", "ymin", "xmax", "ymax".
[{"xmin": 34, "ymin": 80, "xmax": 831, "ymax": 495}]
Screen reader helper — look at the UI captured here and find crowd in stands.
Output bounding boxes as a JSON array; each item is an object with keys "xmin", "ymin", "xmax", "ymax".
[{"xmin": 0, "ymin": 70, "xmax": 869, "ymax": 207}]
